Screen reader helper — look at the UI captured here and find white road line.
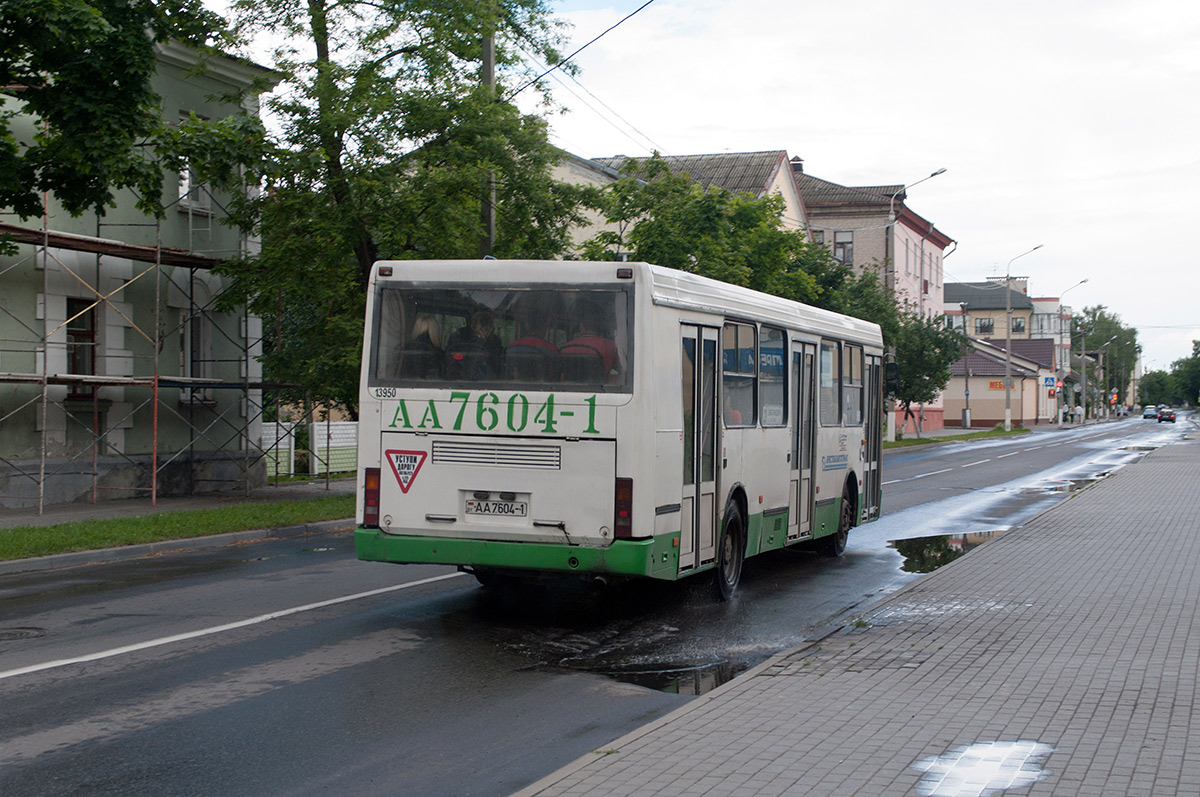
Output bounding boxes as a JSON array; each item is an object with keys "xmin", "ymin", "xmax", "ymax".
[
  {"xmin": 961, "ymin": 459, "xmax": 991, "ymax": 468},
  {"xmin": 882, "ymin": 479, "xmax": 902, "ymax": 485},
  {"xmin": 998, "ymin": 451, "xmax": 1020, "ymax": 458},
  {"xmin": 914, "ymin": 468, "xmax": 953, "ymax": 479},
  {"xmin": 0, "ymin": 571, "xmax": 466, "ymax": 681}
]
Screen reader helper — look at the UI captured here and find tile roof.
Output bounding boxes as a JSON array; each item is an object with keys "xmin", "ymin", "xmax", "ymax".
[
  {"xmin": 592, "ymin": 151, "xmax": 788, "ymax": 197},
  {"xmin": 792, "ymin": 171, "xmax": 902, "ymax": 205},
  {"xmin": 950, "ymin": 340, "xmax": 1040, "ymax": 378}
]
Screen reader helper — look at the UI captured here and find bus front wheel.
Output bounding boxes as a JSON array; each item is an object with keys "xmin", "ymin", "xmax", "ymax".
[{"xmin": 714, "ymin": 503, "xmax": 746, "ymax": 601}]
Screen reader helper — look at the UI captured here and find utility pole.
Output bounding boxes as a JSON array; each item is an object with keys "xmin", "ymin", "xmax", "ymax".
[{"xmin": 479, "ymin": 13, "xmax": 496, "ymax": 258}]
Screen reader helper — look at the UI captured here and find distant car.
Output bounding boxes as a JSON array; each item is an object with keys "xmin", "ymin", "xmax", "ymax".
[
  {"xmin": 1158, "ymin": 408, "xmax": 1176, "ymax": 423},
  {"xmin": 1116, "ymin": 406, "xmax": 1128, "ymax": 416},
  {"xmin": 1143, "ymin": 406, "xmax": 1159, "ymax": 419}
]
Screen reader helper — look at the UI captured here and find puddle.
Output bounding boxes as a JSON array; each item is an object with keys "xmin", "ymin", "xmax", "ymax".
[
  {"xmin": 0, "ymin": 627, "xmax": 48, "ymax": 642},
  {"xmin": 911, "ymin": 740, "xmax": 1055, "ymax": 796},
  {"xmin": 599, "ymin": 660, "xmax": 744, "ymax": 695},
  {"xmin": 890, "ymin": 532, "xmax": 1004, "ymax": 573}
]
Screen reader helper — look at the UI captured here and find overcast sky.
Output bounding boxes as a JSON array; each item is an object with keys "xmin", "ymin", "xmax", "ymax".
[{"xmin": 533, "ymin": 0, "xmax": 1200, "ymax": 370}]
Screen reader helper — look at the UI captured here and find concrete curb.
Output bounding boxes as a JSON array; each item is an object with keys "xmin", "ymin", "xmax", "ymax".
[{"xmin": 0, "ymin": 518, "xmax": 355, "ymax": 577}]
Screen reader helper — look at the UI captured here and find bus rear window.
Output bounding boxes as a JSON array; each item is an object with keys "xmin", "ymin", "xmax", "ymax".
[{"xmin": 371, "ymin": 285, "xmax": 633, "ymax": 392}]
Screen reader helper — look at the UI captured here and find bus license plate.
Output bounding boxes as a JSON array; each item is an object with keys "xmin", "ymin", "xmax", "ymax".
[{"xmin": 465, "ymin": 499, "xmax": 528, "ymax": 517}]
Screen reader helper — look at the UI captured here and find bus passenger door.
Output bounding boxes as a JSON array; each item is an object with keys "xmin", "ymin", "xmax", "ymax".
[
  {"xmin": 680, "ymin": 325, "xmax": 719, "ymax": 572},
  {"xmin": 863, "ymin": 354, "xmax": 883, "ymax": 520},
  {"xmin": 788, "ymin": 341, "xmax": 816, "ymax": 540}
]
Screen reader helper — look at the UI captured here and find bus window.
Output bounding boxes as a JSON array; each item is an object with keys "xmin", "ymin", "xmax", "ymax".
[
  {"xmin": 371, "ymin": 285, "xmax": 632, "ymax": 392},
  {"xmin": 759, "ymin": 326, "xmax": 786, "ymax": 427},
  {"xmin": 842, "ymin": 345, "xmax": 864, "ymax": 426},
  {"xmin": 820, "ymin": 340, "xmax": 840, "ymax": 425},
  {"xmin": 722, "ymin": 322, "xmax": 756, "ymax": 426}
]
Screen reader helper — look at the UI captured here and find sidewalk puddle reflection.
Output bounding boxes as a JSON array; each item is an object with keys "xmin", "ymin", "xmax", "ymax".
[
  {"xmin": 911, "ymin": 740, "xmax": 1054, "ymax": 796},
  {"xmin": 890, "ymin": 532, "xmax": 1005, "ymax": 573},
  {"xmin": 599, "ymin": 660, "xmax": 744, "ymax": 695}
]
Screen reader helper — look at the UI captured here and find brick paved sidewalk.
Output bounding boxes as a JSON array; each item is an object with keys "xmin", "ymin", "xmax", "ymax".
[{"xmin": 519, "ymin": 438, "xmax": 1200, "ymax": 796}]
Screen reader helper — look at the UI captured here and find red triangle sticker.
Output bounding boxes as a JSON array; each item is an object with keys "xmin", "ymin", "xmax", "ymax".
[{"xmin": 384, "ymin": 449, "xmax": 427, "ymax": 494}]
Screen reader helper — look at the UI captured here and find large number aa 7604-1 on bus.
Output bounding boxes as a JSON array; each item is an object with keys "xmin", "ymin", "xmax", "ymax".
[{"xmin": 355, "ymin": 260, "xmax": 885, "ymax": 600}]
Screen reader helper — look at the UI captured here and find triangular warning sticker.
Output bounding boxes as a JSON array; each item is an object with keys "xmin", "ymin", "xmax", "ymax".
[{"xmin": 384, "ymin": 449, "xmax": 427, "ymax": 494}]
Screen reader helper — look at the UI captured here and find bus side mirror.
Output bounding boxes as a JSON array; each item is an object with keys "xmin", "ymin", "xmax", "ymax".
[{"xmin": 885, "ymin": 362, "xmax": 900, "ymax": 396}]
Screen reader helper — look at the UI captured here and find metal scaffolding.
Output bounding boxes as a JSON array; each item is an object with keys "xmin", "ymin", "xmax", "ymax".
[{"xmin": 0, "ymin": 188, "xmax": 291, "ymax": 513}]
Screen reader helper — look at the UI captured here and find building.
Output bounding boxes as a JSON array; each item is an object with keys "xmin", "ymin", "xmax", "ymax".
[
  {"xmin": 794, "ymin": 161, "xmax": 953, "ymax": 433},
  {"xmin": 591, "ymin": 150, "xmax": 810, "ymax": 233},
  {"xmin": 943, "ymin": 338, "xmax": 1057, "ymax": 428},
  {"xmin": 791, "ymin": 159, "xmax": 953, "ymax": 317},
  {"xmin": 0, "ymin": 43, "xmax": 275, "ymax": 510}
]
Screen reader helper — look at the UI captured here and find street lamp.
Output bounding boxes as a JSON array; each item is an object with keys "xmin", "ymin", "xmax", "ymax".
[
  {"xmin": 1004, "ymin": 244, "xmax": 1044, "ymax": 431},
  {"xmin": 883, "ymin": 167, "xmax": 945, "ymax": 444},
  {"xmin": 889, "ymin": 168, "xmax": 947, "ymax": 222},
  {"xmin": 1098, "ymin": 334, "xmax": 1118, "ymax": 418},
  {"xmin": 1055, "ymin": 279, "xmax": 1087, "ymax": 426}
]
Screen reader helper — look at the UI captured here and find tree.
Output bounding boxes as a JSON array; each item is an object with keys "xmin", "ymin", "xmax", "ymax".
[
  {"xmin": 219, "ymin": 0, "xmax": 585, "ymax": 414},
  {"xmin": 889, "ymin": 311, "xmax": 969, "ymax": 435},
  {"xmin": 1138, "ymin": 369, "xmax": 1173, "ymax": 407},
  {"xmin": 0, "ymin": 0, "xmax": 257, "ymax": 220},
  {"xmin": 579, "ymin": 154, "xmax": 900, "ymax": 335},
  {"xmin": 1073, "ymin": 305, "xmax": 1138, "ymax": 407},
  {"xmin": 1170, "ymin": 341, "xmax": 1200, "ymax": 407}
]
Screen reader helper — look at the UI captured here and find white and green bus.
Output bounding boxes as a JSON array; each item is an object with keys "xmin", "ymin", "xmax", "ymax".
[{"xmin": 355, "ymin": 260, "xmax": 885, "ymax": 599}]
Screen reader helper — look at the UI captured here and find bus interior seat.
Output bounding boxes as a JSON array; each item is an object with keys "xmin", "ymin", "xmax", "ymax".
[{"xmin": 504, "ymin": 346, "xmax": 555, "ymax": 381}]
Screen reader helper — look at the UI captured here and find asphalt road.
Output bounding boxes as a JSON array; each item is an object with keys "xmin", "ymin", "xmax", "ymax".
[{"xmin": 0, "ymin": 416, "xmax": 1187, "ymax": 795}]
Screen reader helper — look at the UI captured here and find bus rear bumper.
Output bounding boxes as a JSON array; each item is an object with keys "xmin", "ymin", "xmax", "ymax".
[{"xmin": 354, "ymin": 526, "xmax": 679, "ymax": 580}]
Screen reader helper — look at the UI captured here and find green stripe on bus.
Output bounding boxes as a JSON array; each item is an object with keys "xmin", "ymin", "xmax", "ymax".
[{"xmin": 355, "ymin": 527, "xmax": 682, "ymax": 580}]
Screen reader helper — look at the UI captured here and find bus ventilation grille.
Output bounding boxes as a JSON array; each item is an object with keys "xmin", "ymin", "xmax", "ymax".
[{"xmin": 431, "ymin": 441, "xmax": 561, "ymax": 470}]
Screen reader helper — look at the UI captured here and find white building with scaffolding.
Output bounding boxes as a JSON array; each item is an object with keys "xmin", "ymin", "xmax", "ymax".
[{"xmin": 0, "ymin": 43, "xmax": 278, "ymax": 511}]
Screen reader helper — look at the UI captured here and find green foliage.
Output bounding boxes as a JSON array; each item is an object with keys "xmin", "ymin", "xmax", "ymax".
[
  {"xmin": 218, "ymin": 0, "xmax": 582, "ymax": 414},
  {"xmin": 0, "ymin": 0, "xmax": 263, "ymax": 219},
  {"xmin": 0, "ymin": 495, "xmax": 353, "ymax": 561},
  {"xmin": 578, "ymin": 154, "xmax": 900, "ymax": 337},
  {"xmin": 1171, "ymin": 341, "xmax": 1200, "ymax": 407},
  {"xmin": 1073, "ymin": 305, "xmax": 1139, "ymax": 406},
  {"xmin": 1138, "ymin": 369, "xmax": 1173, "ymax": 407},
  {"xmin": 890, "ymin": 311, "xmax": 969, "ymax": 408}
]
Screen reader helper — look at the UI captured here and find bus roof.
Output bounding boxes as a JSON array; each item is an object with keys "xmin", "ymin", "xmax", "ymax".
[{"xmin": 371, "ymin": 259, "xmax": 884, "ymax": 347}]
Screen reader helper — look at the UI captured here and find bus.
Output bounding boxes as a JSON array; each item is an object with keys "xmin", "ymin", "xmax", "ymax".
[{"xmin": 354, "ymin": 260, "xmax": 886, "ymax": 599}]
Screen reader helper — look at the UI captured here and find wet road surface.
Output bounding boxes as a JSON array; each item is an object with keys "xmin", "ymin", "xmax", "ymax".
[{"xmin": 0, "ymin": 415, "xmax": 1188, "ymax": 794}]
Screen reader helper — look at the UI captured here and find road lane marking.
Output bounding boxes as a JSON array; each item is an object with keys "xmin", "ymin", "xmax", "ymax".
[
  {"xmin": 961, "ymin": 459, "xmax": 991, "ymax": 468},
  {"xmin": 914, "ymin": 468, "xmax": 952, "ymax": 479},
  {"xmin": 0, "ymin": 571, "xmax": 465, "ymax": 681},
  {"xmin": 998, "ymin": 451, "xmax": 1020, "ymax": 458}
]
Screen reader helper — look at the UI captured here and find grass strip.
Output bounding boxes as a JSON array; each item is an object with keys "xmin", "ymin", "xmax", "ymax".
[
  {"xmin": 884, "ymin": 427, "xmax": 1032, "ymax": 448},
  {"xmin": 0, "ymin": 494, "xmax": 355, "ymax": 562}
]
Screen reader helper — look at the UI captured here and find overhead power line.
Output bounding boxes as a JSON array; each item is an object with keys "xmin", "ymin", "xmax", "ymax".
[{"xmin": 507, "ymin": 0, "xmax": 658, "ymax": 100}]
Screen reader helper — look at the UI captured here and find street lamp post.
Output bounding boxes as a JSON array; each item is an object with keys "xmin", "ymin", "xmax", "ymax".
[
  {"xmin": 1056, "ymin": 278, "xmax": 1087, "ymax": 427},
  {"xmin": 883, "ymin": 167, "xmax": 946, "ymax": 443},
  {"xmin": 1004, "ymin": 244, "xmax": 1044, "ymax": 431},
  {"xmin": 960, "ymin": 302, "xmax": 971, "ymax": 428},
  {"xmin": 1098, "ymin": 335, "xmax": 1117, "ymax": 418}
]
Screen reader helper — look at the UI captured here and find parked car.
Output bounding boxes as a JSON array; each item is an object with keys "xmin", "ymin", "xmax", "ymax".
[
  {"xmin": 1158, "ymin": 408, "xmax": 1177, "ymax": 423},
  {"xmin": 1143, "ymin": 406, "xmax": 1159, "ymax": 419}
]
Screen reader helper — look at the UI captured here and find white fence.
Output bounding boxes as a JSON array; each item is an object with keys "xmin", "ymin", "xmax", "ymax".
[
  {"xmin": 309, "ymin": 420, "xmax": 358, "ymax": 476},
  {"xmin": 260, "ymin": 420, "xmax": 357, "ymax": 477}
]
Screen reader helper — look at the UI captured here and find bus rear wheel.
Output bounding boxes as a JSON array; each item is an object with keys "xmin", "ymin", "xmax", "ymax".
[
  {"xmin": 823, "ymin": 490, "xmax": 853, "ymax": 557},
  {"xmin": 714, "ymin": 503, "xmax": 745, "ymax": 601}
]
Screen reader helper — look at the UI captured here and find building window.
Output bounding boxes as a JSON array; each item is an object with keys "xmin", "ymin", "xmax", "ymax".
[
  {"xmin": 1012, "ymin": 317, "xmax": 1026, "ymax": 335},
  {"xmin": 975, "ymin": 318, "xmax": 995, "ymax": 335},
  {"xmin": 810, "ymin": 230, "xmax": 824, "ymax": 246},
  {"xmin": 178, "ymin": 165, "xmax": 211, "ymax": 212},
  {"xmin": 66, "ymin": 298, "xmax": 96, "ymax": 397},
  {"xmin": 833, "ymin": 231, "xmax": 853, "ymax": 265}
]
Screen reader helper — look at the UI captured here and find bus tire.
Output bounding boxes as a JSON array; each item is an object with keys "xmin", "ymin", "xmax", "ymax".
[
  {"xmin": 823, "ymin": 489, "xmax": 853, "ymax": 557},
  {"xmin": 714, "ymin": 502, "xmax": 746, "ymax": 601}
]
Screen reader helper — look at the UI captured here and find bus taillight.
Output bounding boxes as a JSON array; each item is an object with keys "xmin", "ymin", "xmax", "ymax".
[
  {"xmin": 363, "ymin": 467, "xmax": 381, "ymax": 527},
  {"xmin": 614, "ymin": 478, "xmax": 633, "ymax": 539}
]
